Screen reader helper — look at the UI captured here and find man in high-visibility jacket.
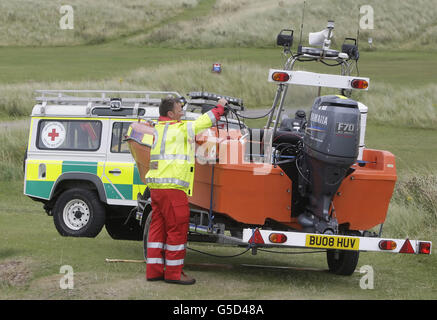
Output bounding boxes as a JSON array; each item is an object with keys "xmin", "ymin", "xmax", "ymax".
[{"xmin": 146, "ymin": 96, "xmax": 227, "ymax": 285}]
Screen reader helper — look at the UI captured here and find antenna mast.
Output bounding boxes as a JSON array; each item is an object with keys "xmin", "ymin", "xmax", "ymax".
[
  {"xmin": 298, "ymin": 1, "xmax": 306, "ymax": 47},
  {"xmin": 356, "ymin": 5, "xmax": 360, "ymax": 48}
]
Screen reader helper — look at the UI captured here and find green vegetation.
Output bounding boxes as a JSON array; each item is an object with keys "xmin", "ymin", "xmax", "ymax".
[
  {"xmin": 2, "ymin": 0, "xmax": 437, "ymax": 50},
  {"xmin": 0, "ymin": 127, "xmax": 27, "ymax": 181},
  {"xmin": 0, "ymin": 0, "xmax": 199, "ymax": 46},
  {"xmin": 362, "ymin": 84, "xmax": 437, "ymax": 128},
  {"xmin": 129, "ymin": 0, "xmax": 437, "ymax": 51},
  {"xmin": 1, "ymin": 50, "xmax": 437, "ymax": 129},
  {"xmin": 387, "ymin": 173, "xmax": 437, "ymax": 239}
]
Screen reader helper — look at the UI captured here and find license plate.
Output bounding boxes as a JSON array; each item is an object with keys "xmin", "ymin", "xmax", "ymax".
[{"xmin": 305, "ymin": 234, "xmax": 360, "ymax": 251}]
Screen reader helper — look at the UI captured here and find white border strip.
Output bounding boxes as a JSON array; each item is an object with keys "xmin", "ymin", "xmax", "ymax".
[
  {"xmin": 242, "ymin": 228, "xmax": 431, "ymax": 254},
  {"xmin": 268, "ymin": 69, "xmax": 370, "ymax": 91}
]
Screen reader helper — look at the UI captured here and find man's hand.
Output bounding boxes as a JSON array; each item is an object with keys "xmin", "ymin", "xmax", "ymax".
[
  {"xmin": 211, "ymin": 98, "xmax": 229, "ymax": 120},
  {"xmin": 217, "ymin": 98, "xmax": 228, "ymax": 107},
  {"xmin": 218, "ymin": 98, "xmax": 230, "ymax": 116}
]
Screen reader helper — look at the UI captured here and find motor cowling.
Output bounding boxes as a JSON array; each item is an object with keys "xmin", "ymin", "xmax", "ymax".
[
  {"xmin": 299, "ymin": 95, "xmax": 361, "ymax": 232},
  {"xmin": 305, "ymin": 95, "xmax": 360, "ymax": 159}
]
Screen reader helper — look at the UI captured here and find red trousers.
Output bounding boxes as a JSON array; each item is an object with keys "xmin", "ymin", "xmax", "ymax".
[{"xmin": 146, "ymin": 189, "xmax": 190, "ymax": 280}]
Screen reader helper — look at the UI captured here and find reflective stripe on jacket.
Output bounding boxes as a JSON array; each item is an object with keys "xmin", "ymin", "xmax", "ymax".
[{"xmin": 145, "ymin": 110, "xmax": 217, "ymax": 196}]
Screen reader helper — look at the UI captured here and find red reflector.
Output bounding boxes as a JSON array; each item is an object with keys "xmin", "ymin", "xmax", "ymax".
[
  {"xmin": 351, "ymin": 79, "xmax": 369, "ymax": 89},
  {"xmin": 399, "ymin": 239, "xmax": 415, "ymax": 254},
  {"xmin": 272, "ymin": 72, "xmax": 290, "ymax": 82},
  {"xmin": 249, "ymin": 228, "xmax": 264, "ymax": 244},
  {"xmin": 378, "ymin": 240, "xmax": 397, "ymax": 250},
  {"xmin": 419, "ymin": 242, "xmax": 431, "ymax": 254},
  {"xmin": 269, "ymin": 233, "xmax": 287, "ymax": 244}
]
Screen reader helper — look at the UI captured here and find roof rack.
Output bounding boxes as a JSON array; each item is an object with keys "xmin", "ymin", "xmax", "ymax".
[{"xmin": 35, "ymin": 90, "xmax": 182, "ymax": 106}]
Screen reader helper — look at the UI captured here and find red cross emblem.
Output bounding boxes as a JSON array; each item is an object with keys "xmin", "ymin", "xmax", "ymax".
[{"xmin": 48, "ymin": 128, "xmax": 59, "ymax": 141}]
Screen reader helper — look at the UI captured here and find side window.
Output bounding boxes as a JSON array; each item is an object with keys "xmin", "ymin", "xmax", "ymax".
[
  {"xmin": 111, "ymin": 122, "xmax": 132, "ymax": 153},
  {"xmin": 37, "ymin": 120, "xmax": 102, "ymax": 151}
]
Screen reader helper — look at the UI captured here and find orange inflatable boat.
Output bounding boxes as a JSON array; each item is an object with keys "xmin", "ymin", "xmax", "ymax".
[{"xmin": 190, "ymin": 127, "xmax": 396, "ymax": 233}]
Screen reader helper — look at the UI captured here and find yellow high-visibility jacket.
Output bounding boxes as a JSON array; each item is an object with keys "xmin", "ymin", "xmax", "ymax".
[{"xmin": 145, "ymin": 110, "xmax": 217, "ymax": 196}]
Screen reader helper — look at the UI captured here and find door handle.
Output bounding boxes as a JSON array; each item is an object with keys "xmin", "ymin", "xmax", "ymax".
[{"xmin": 109, "ymin": 169, "xmax": 122, "ymax": 175}]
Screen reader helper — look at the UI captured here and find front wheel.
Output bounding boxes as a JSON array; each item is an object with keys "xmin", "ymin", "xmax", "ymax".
[
  {"xmin": 53, "ymin": 188, "xmax": 106, "ymax": 237},
  {"xmin": 326, "ymin": 249, "xmax": 359, "ymax": 276}
]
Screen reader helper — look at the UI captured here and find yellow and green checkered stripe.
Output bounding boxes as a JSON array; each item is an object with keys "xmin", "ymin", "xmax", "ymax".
[
  {"xmin": 25, "ymin": 160, "xmax": 146, "ymax": 202},
  {"xmin": 25, "ymin": 159, "xmax": 63, "ymax": 199},
  {"xmin": 100, "ymin": 164, "xmax": 146, "ymax": 201}
]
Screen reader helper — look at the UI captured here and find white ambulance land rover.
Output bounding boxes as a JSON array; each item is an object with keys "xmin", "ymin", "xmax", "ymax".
[
  {"xmin": 23, "ymin": 90, "xmax": 194, "ymax": 240},
  {"xmin": 24, "ymin": 90, "xmax": 243, "ymax": 240}
]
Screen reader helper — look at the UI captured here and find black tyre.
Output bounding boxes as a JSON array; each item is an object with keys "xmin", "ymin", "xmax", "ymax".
[
  {"xmin": 326, "ymin": 249, "xmax": 359, "ymax": 276},
  {"xmin": 230, "ymin": 228, "xmax": 243, "ymax": 239},
  {"xmin": 143, "ymin": 211, "xmax": 152, "ymax": 260},
  {"xmin": 105, "ymin": 216, "xmax": 143, "ymax": 241},
  {"xmin": 53, "ymin": 188, "xmax": 106, "ymax": 237}
]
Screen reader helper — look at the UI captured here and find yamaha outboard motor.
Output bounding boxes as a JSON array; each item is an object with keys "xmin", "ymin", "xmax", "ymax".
[{"xmin": 298, "ymin": 95, "xmax": 360, "ymax": 233}]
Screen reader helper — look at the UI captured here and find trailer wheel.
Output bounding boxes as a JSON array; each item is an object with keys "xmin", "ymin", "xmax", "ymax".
[
  {"xmin": 105, "ymin": 217, "xmax": 143, "ymax": 241},
  {"xmin": 53, "ymin": 188, "xmax": 105, "ymax": 237},
  {"xmin": 143, "ymin": 211, "xmax": 152, "ymax": 260},
  {"xmin": 230, "ymin": 229, "xmax": 243, "ymax": 239},
  {"xmin": 326, "ymin": 249, "xmax": 359, "ymax": 276}
]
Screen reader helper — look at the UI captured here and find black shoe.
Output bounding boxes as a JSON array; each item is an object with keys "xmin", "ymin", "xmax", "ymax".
[{"xmin": 147, "ymin": 276, "xmax": 164, "ymax": 281}]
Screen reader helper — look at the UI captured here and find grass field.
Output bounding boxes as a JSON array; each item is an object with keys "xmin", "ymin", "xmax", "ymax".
[
  {"xmin": 0, "ymin": 178, "xmax": 436, "ymax": 300},
  {"xmin": 2, "ymin": 46, "xmax": 437, "ymax": 86},
  {"xmin": 1, "ymin": 0, "xmax": 436, "ymax": 301}
]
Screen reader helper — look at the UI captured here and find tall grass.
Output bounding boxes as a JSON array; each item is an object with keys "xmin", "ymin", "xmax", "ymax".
[
  {"xmin": 0, "ymin": 127, "xmax": 28, "ymax": 181},
  {"xmin": 0, "ymin": 0, "xmax": 199, "ymax": 46},
  {"xmin": 383, "ymin": 173, "xmax": 437, "ymax": 239},
  {"xmin": 2, "ymin": 0, "xmax": 437, "ymax": 50},
  {"xmin": 129, "ymin": 0, "xmax": 437, "ymax": 51},
  {"xmin": 1, "ymin": 60, "xmax": 436, "ymax": 129},
  {"xmin": 0, "ymin": 60, "xmax": 277, "ymax": 118},
  {"xmin": 361, "ymin": 83, "xmax": 437, "ymax": 128},
  {"xmin": 393, "ymin": 174, "xmax": 437, "ymax": 217}
]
